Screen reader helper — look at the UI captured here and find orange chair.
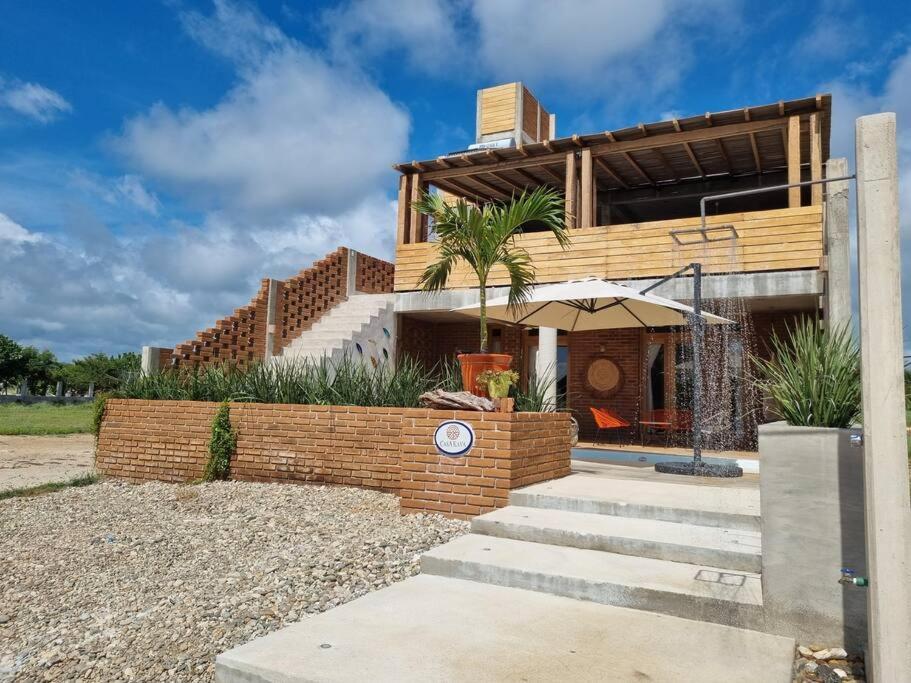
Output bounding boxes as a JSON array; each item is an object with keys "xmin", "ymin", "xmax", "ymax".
[{"xmin": 589, "ymin": 407, "xmax": 631, "ymax": 444}]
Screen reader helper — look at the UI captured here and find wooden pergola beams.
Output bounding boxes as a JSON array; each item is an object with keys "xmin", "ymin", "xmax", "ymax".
[{"xmin": 393, "ymin": 105, "xmax": 828, "ymax": 245}]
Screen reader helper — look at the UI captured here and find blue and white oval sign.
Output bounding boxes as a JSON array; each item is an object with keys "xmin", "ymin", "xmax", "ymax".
[{"xmin": 434, "ymin": 420, "xmax": 475, "ymax": 457}]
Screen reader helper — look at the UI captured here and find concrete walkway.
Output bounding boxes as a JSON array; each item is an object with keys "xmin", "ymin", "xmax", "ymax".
[
  {"xmin": 0, "ymin": 434, "xmax": 94, "ymax": 492},
  {"xmin": 216, "ymin": 575, "xmax": 794, "ymax": 683}
]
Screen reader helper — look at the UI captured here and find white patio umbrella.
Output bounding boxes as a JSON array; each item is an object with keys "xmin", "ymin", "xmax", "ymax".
[{"xmin": 452, "ymin": 277, "xmax": 732, "ymax": 330}]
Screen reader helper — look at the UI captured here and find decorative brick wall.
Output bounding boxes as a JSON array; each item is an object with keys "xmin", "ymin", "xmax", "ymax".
[
  {"xmin": 568, "ymin": 329, "xmax": 642, "ymax": 440},
  {"xmin": 397, "ymin": 318, "xmax": 523, "ymax": 366},
  {"xmin": 161, "ymin": 247, "xmax": 395, "ymax": 368},
  {"xmin": 398, "ymin": 410, "xmax": 570, "ymax": 517},
  {"xmin": 96, "ymin": 399, "xmax": 571, "ymax": 519},
  {"xmin": 167, "ymin": 279, "xmax": 271, "ymax": 367},
  {"xmin": 275, "ymin": 249, "xmax": 348, "ymax": 352},
  {"xmin": 355, "ymin": 252, "xmax": 395, "ymax": 294}
]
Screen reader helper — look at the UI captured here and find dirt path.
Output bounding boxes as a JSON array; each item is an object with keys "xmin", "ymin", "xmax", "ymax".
[{"xmin": 0, "ymin": 434, "xmax": 95, "ymax": 492}]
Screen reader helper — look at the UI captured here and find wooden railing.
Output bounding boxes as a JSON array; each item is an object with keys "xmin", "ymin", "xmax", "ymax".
[{"xmin": 393, "ymin": 205, "xmax": 823, "ymax": 291}]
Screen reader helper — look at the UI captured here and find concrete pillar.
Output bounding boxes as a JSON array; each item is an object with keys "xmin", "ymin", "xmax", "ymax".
[
  {"xmin": 536, "ymin": 327, "xmax": 558, "ymax": 410},
  {"xmin": 55, "ymin": 381, "xmax": 63, "ymax": 398},
  {"xmin": 855, "ymin": 112, "xmax": 911, "ymax": 679},
  {"xmin": 18, "ymin": 380, "xmax": 28, "ymax": 398},
  {"xmin": 87, "ymin": 383, "xmax": 94, "ymax": 399},
  {"xmin": 346, "ymin": 249, "xmax": 359, "ymax": 296},
  {"xmin": 140, "ymin": 346, "xmax": 162, "ymax": 375},
  {"xmin": 263, "ymin": 279, "xmax": 281, "ymax": 362},
  {"xmin": 825, "ymin": 157, "xmax": 852, "ymax": 330}
]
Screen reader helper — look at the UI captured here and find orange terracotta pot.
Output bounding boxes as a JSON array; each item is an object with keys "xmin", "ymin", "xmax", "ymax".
[{"xmin": 457, "ymin": 353, "xmax": 513, "ymax": 397}]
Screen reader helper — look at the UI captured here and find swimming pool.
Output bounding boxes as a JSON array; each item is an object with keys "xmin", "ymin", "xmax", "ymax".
[{"xmin": 571, "ymin": 448, "xmax": 759, "ymax": 474}]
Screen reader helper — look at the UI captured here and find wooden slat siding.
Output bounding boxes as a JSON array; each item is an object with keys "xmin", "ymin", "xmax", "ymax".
[
  {"xmin": 580, "ymin": 148, "xmax": 593, "ymax": 228},
  {"xmin": 480, "ymin": 83, "xmax": 518, "ymax": 136},
  {"xmin": 810, "ymin": 113, "xmax": 823, "ymax": 205},
  {"xmin": 394, "ymin": 205, "xmax": 823, "ymax": 291},
  {"xmin": 409, "ymin": 173, "xmax": 424, "ymax": 243},
  {"xmin": 788, "ymin": 116, "xmax": 802, "ymax": 207},
  {"xmin": 522, "ymin": 86, "xmax": 537, "ymax": 140},
  {"xmin": 397, "ymin": 174, "xmax": 411, "ymax": 245},
  {"xmin": 564, "ymin": 152, "xmax": 577, "ymax": 228}
]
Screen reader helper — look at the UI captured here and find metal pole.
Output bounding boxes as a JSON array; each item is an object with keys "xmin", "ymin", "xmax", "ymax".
[
  {"xmin": 690, "ymin": 262, "xmax": 703, "ymax": 466},
  {"xmin": 699, "ymin": 174, "xmax": 856, "ymax": 231}
]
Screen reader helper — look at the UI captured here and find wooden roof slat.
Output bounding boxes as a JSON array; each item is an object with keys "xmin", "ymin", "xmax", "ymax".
[
  {"xmin": 593, "ymin": 157, "xmax": 630, "ymax": 189},
  {"xmin": 620, "ymin": 151, "xmax": 655, "ymax": 186},
  {"xmin": 432, "ymin": 177, "xmax": 495, "ymax": 203},
  {"xmin": 749, "ymin": 133, "xmax": 762, "ymax": 172},
  {"xmin": 467, "ymin": 173, "xmax": 511, "ymax": 199},
  {"xmin": 487, "ymin": 170, "xmax": 528, "ymax": 194}
]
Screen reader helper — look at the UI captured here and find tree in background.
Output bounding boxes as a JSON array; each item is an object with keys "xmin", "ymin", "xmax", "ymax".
[
  {"xmin": 0, "ymin": 334, "xmax": 140, "ymax": 395},
  {"xmin": 60, "ymin": 352, "xmax": 141, "ymax": 393},
  {"xmin": 20, "ymin": 347, "xmax": 61, "ymax": 396},
  {"xmin": 0, "ymin": 335, "xmax": 26, "ymax": 391}
]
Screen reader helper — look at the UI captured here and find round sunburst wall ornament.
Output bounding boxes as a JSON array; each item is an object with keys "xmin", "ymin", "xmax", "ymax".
[{"xmin": 585, "ymin": 357, "xmax": 623, "ymax": 398}]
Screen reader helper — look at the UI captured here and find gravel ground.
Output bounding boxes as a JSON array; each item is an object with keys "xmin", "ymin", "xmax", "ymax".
[{"xmin": 0, "ymin": 480, "xmax": 468, "ymax": 682}]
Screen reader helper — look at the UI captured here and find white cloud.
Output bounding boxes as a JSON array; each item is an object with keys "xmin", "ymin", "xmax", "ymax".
[
  {"xmin": 0, "ymin": 79, "xmax": 71, "ymax": 123},
  {"xmin": 0, "ymin": 212, "xmax": 42, "ymax": 244},
  {"xmin": 69, "ymin": 169, "xmax": 161, "ymax": 215},
  {"xmin": 322, "ymin": 0, "xmax": 737, "ymax": 100},
  {"xmin": 115, "ymin": 175, "xmax": 161, "ymax": 215},
  {"xmin": 820, "ymin": 45, "xmax": 911, "ymax": 348},
  {"xmin": 0, "ymin": 194, "xmax": 396, "ymax": 361},
  {"xmin": 324, "ymin": 0, "xmax": 463, "ymax": 74},
  {"xmin": 112, "ymin": 1, "xmax": 409, "ymax": 218}
]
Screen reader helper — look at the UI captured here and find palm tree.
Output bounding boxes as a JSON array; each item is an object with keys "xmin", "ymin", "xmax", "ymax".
[{"xmin": 415, "ymin": 186, "xmax": 570, "ymax": 353}]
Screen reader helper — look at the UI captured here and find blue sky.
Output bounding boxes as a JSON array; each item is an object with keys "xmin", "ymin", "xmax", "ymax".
[{"xmin": 1, "ymin": 0, "xmax": 909, "ymax": 360}]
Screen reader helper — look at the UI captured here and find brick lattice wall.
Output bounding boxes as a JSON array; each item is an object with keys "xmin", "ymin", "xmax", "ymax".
[
  {"xmin": 96, "ymin": 399, "xmax": 570, "ymax": 518},
  {"xmin": 162, "ymin": 247, "xmax": 395, "ymax": 367},
  {"xmin": 355, "ymin": 252, "xmax": 395, "ymax": 294},
  {"xmin": 275, "ymin": 248, "xmax": 348, "ymax": 353},
  {"xmin": 168, "ymin": 280, "xmax": 271, "ymax": 367}
]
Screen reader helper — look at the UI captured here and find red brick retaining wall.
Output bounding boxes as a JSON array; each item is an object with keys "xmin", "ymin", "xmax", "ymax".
[{"xmin": 96, "ymin": 399, "xmax": 571, "ymax": 518}]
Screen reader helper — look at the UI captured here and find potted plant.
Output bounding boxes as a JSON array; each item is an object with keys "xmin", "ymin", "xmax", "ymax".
[
  {"xmin": 415, "ymin": 186, "xmax": 569, "ymax": 396},
  {"xmin": 476, "ymin": 369, "xmax": 519, "ymax": 411},
  {"xmin": 751, "ymin": 319, "xmax": 867, "ymax": 649}
]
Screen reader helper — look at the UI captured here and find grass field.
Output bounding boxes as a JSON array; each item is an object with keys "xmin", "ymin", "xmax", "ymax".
[{"xmin": 0, "ymin": 402, "xmax": 93, "ymax": 435}]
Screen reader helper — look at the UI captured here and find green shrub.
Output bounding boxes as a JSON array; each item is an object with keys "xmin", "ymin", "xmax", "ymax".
[
  {"xmin": 753, "ymin": 319, "xmax": 860, "ymax": 429},
  {"xmin": 203, "ymin": 402, "xmax": 236, "ymax": 482},
  {"xmin": 91, "ymin": 394, "xmax": 108, "ymax": 438}
]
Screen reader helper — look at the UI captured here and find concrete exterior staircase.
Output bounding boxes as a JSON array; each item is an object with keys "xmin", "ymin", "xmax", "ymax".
[
  {"xmin": 216, "ymin": 464, "xmax": 796, "ymax": 682},
  {"xmin": 422, "ymin": 467, "xmax": 767, "ymax": 631},
  {"xmin": 278, "ymin": 293, "xmax": 395, "ymax": 365}
]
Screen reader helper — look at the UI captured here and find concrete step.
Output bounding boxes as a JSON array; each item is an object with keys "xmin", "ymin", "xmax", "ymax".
[
  {"xmin": 512, "ymin": 470, "xmax": 761, "ymax": 532},
  {"xmin": 472, "ymin": 505, "xmax": 762, "ymax": 572},
  {"xmin": 421, "ymin": 534, "xmax": 764, "ymax": 630},
  {"xmin": 216, "ymin": 575, "xmax": 794, "ymax": 683}
]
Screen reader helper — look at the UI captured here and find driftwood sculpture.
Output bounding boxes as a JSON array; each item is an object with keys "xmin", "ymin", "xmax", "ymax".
[{"xmin": 419, "ymin": 390, "xmax": 496, "ymax": 412}]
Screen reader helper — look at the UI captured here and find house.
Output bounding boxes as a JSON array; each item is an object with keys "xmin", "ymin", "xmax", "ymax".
[{"xmin": 144, "ymin": 83, "xmax": 846, "ymax": 449}]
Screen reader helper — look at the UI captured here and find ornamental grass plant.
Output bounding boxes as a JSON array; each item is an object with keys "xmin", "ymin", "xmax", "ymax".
[
  {"xmin": 752, "ymin": 319, "xmax": 860, "ymax": 429},
  {"xmin": 118, "ymin": 355, "xmax": 452, "ymax": 408}
]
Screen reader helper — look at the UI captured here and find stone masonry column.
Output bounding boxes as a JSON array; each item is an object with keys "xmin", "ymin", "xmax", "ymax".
[
  {"xmin": 536, "ymin": 327, "xmax": 558, "ymax": 410},
  {"xmin": 855, "ymin": 112, "xmax": 911, "ymax": 679},
  {"xmin": 825, "ymin": 157, "xmax": 852, "ymax": 329}
]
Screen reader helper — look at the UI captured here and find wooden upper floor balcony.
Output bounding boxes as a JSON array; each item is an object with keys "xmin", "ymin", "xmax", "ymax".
[{"xmin": 392, "ymin": 87, "xmax": 831, "ymax": 293}]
